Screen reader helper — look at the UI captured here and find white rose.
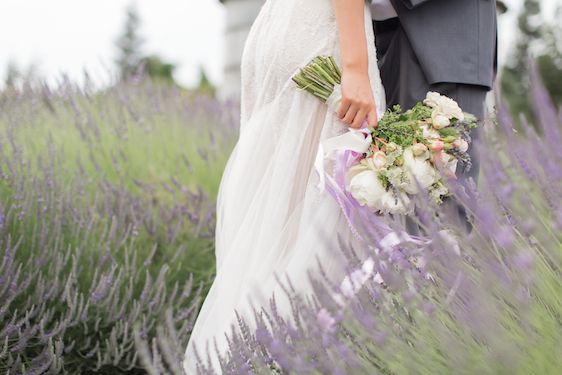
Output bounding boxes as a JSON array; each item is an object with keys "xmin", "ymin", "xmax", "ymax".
[
  {"xmin": 424, "ymin": 91, "xmax": 465, "ymax": 122},
  {"xmin": 420, "ymin": 124, "xmax": 441, "ymax": 140},
  {"xmin": 347, "ymin": 170, "xmax": 387, "ymax": 211},
  {"xmin": 431, "ymin": 111, "xmax": 451, "ymax": 129},
  {"xmin": 423, "ymin": 92, "xmax": 442, "ymax": 109},
  {"xmin": 403, "ymin": 148, "xmax": 438, "ymax": 194}
]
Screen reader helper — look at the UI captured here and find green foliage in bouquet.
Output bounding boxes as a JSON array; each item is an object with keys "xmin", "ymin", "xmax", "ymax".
[{"xmin": 373, "ymin": 104, "xmax": 427, "ymax": 148}]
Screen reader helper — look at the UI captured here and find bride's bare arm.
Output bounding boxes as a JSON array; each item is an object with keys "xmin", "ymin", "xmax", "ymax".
[{"xmin": 333, "ymin": 0, "xmax": 378, "ymax": 129}]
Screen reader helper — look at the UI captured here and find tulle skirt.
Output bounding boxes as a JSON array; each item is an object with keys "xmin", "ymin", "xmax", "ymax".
[{"xmin": 184, "ymin": 0, "xmax": 385, "ymax": 373}]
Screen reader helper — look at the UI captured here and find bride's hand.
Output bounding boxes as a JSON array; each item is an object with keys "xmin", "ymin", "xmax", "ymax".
[{"xmin": 337, "ymin": 68, "xmax": 379, "ymax": 129}]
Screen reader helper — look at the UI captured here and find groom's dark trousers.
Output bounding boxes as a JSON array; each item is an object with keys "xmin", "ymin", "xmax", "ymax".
[{"xmin": 373, "ymin": 0, "xmax": 498, "ymax": 230}]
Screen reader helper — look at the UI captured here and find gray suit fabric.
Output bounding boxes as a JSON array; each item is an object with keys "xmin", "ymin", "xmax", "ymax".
[{"xmin": 387, "ymin": 0, "xmax": 497, "ymax": 89}]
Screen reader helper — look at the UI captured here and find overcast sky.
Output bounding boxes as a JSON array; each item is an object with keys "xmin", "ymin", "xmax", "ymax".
[{"xmin": 0, "ymin": 0, "xmax": 557, "ymax": 89}]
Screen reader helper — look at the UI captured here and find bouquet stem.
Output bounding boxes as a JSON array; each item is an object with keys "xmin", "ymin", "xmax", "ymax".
[{"xmin": 292, "ymin": 56, "xmax": 342, "ymax": 103}]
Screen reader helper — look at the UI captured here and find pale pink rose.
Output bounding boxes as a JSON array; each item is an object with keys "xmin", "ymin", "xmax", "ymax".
[
  {"xmin": 453, "ymin": 138, "xmax": 469, "ymax": 152},
  {"xmin": 367, "ymin": 151, "xmax": 387, "ymax": 171},
  {"xmin": 430, "ymin": 140, "xmax": 445, "ymax": 152}
]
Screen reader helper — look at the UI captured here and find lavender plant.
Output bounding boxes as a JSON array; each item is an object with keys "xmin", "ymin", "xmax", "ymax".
[
  {"xmin": 189, "ymin": 68, "xmax": 562, "ymax": 374},
  {"xmin": 0, "ymin": 77, "xmax": 239, "ymax": 374}
]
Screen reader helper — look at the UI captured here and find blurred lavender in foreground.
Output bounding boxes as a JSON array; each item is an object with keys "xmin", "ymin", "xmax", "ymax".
[{"xmin": 187, "ymin": 68, "xmax": 562, "ymax": 374}]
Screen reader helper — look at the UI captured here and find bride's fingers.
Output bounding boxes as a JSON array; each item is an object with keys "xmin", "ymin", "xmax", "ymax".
[
  {"xmin": 351, "ymin": 108, "xmax": 368, "ymax": 129},
  {"xmin": 337, "ymin": 98, "xmax": 351, "ymax": 119},
  {"xmin": 367, "ymin": 107, "xmax": 378, "ymax": 128},
  {"xmin": 342, "ymin": 104, "xmax": 359, "ymax": 125}
]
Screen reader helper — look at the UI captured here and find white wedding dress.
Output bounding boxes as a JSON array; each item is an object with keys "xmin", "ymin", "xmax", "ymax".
[{"xmin": 184, "ymin": 0, "xmax": 385, "ymax": 373}]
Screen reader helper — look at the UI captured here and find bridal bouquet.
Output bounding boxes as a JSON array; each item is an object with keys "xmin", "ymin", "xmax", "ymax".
[{"xmin": 293, "ymin": 56, "xmax": 478, "ymax": 215}]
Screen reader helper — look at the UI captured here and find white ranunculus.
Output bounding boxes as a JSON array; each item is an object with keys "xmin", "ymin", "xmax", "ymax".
[
  {"xmin": 403, "ymin": 148, "xmax": 438, "ymax": 194},
  {"xmin": 420, "ymin": 124, "xmax": 441, "ymax": 140},
  {"xmin": 424, "ymin": 91, "xmax": 465, "ymax": 122},
  {"xmin": 379, "ymin": 191, "xmax": 412, "ymax": 215},
  {"xmin": 431, "ymin": 111, "xmax": 451, "ymax": 129},
  {"xmin": 412, "ymin": 143, "xmax": 429, "ymax": 158},
  {"xmin": 347, "ymin": 170, "xmax": 387, "ymax": 211}
]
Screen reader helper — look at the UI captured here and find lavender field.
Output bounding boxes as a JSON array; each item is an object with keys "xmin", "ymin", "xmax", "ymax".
[
  {"xmin": 0, "ymin": 79, "xmax": 239, "ymax": 374},
  {"xmin": 1, "ymin": 71, "xmax": 562, "ymax": 375}
]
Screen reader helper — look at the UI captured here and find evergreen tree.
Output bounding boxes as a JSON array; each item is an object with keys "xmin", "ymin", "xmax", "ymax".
[
  {"xmin": 501, "ymin": 0, "xmax": 562, "ymax": 120},
  {"xmin": 115, "ymin": 2, "xmax": 145, "ymax": 80},
  {"xmin": 140, "ymin": 55, "xmax": 177, "ymax": 85},
  {"xmin": 500, "ymin": 0, "xmax": 542, "ymax": 119},
  {"xmin": 196, "ymin": 67, "xmax": 216, "ymax": 96},
  {"xmin": 4, "ymin": 61, "xmax": 20, "ymax": 89},
  {"xmin": 538, "ymin": 5, "xmax": 562, "ymax": 107}
]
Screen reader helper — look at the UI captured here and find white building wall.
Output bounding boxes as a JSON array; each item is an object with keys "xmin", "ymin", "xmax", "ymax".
[{"xmin": 220, "ymin": 0, "xmax": 263, "ymax": 99}]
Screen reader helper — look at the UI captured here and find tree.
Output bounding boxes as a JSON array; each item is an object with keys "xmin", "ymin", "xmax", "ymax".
[
  {"xmin": 195, "ymin": 67, "xmax": 216, "ymax": 96},
  {"xmin": 139, "ymin": 55, "xmax": 177, "ymax": 84},
  {"xmin": 4, "ymin": 61, "xmax": 21, "ymax": 89},
  {"xmin": 501, "ymin": 0, "xmax": 562, "ymax": 120},
  {"xmin": 115, "ymin": 2, "xmax": 146, "ymax": 80},
  {"xmin": 538, "ymin": 6, "xmax": 562, "ymax": 107},
  {"xmin": 500, "ymin": 0, "xmax": 541, "ymax": 119}
]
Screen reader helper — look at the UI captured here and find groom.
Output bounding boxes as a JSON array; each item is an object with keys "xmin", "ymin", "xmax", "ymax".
[
  {"xmin": 372, "ymin": 0, "xmax": 497, "ymax": 230},
  {"xmin": 372, "ymin": 0, "xmax": 497, "ymax": 183}
]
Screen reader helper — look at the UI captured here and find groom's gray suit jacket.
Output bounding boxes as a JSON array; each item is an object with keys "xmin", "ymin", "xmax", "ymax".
[{"xmin": 389, "ymin": 0, "xmax": 497, "ymax": 89}]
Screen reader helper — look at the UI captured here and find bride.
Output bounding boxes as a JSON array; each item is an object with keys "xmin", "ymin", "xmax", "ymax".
[{"xmin": 184, "ymin": 0, "xmax": 385, "ymax": 373}]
